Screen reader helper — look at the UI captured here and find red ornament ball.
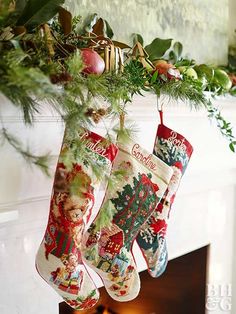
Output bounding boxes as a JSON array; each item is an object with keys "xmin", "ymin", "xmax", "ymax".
[{"xmin": 80, "ymin": 48, "xmax": 105, "ymax": 75}]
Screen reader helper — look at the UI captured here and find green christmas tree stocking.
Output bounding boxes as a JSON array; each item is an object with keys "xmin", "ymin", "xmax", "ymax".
[
  {"xmin": 36, "ymin": 129, "xmax": 118, "ymax": 310},
  {"xmin": 136, "ymin": 123, "xmax": 193, "ymax": 278},
  {"xmin": 82, "ymin": 138, "xmax": 173, "ymax": 301}
]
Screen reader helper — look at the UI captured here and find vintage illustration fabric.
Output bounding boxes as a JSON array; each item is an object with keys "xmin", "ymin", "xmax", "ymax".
[
  {"xmin": 82, "ymin": 138, "xmax": 173, "ymax": 301},
  {"xmin": 35, "ymin": 129, "xmax": 118, "ymax": 310},
  {"xmin": 136, "ymin": 124, "xmax": 193, "ymax": 277}
]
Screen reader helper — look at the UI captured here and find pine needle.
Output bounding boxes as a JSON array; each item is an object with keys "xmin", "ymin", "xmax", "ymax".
[
  {"xmin": 0, "ymin": 127, "xmax": 52, "ymax": 176},
  {"xmin": 153, "ymin": 79, "xmax": 208, "ymax": 109}
]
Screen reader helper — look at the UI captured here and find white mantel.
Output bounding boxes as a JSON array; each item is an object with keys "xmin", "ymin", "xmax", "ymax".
[{"xmin": 0, "ymin": 93, "xmax": 236, "ymax": 314}]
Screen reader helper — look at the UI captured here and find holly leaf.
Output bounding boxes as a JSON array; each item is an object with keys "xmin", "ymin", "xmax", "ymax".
[
  {"xmin": 58, "ymin": 6, "xmax": 72, "ymax": 36},
  {"xmin": 145, "ymin": 38, "xmax": 172, "ymax": 61},
  {"xmin": 16, "ymin": 0, "xmax": 65, "ymax": 29}
]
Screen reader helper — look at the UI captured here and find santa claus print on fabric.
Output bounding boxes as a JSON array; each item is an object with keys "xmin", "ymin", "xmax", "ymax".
[
  {"xmin": 35, "ymin": 128, "xmax": 118, "ymax": 310},
  {"xmin": 136, "ymin": 123, "xmax": 193, "ymax": 278}
]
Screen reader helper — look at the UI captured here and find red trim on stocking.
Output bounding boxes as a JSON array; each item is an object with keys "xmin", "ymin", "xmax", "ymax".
[{"xmin": 156, "ymin": 124, "xmax": 193, "ymax": 158}]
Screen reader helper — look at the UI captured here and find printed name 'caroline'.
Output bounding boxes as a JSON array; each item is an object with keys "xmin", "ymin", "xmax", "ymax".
[{"xmin": 132, "ymin": 144, "xmax": 156, "ymax": 170}]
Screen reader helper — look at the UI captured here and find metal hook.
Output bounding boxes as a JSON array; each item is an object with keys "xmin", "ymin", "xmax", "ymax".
[{"xmin": 156, "ymin": 96, "xmax": 164, "ymax": 112}]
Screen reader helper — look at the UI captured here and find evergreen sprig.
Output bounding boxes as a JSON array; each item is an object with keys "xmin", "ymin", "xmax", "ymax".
[
  {"xmin": 0, "ymin": 127, "xmax": 52, "ymax": 175},
  {"xmin": 206, "ymin": 101, "xmax": 236, "ymax": 152},
  {"xmin": 153, "ymin": 78, "xmax": 208, "ymax": 109},
  {"xmin": 0, "ymin": 3, "xmax": 235, "ymax": 176},
  {"xmin": 0, "ymin": 48, "xmax": 62, "ymax": 124}
]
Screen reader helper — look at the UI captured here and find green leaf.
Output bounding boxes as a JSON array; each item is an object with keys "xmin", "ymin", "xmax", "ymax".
[
  {"xmin": 89, "ymin": 289, "xmax": 97, "ymax": 298},
  {"xmin": 173, "ymin": 41, "xmax": 183, "ymax": 59},
  {"xmin": 229, "ymin": 141, "xmax": 236, "ymax": 152},
  {"xmin": 145, "ymin": 38, "xmax": 172, "ymax": 61},
  {"xmin": 132, "ymin": 33, "xmax": 144, "ymax": 46},
  {"xmin": 16, "ymin": 0, "xmax": 65, "ymax": 29},
  {"xmin": 175, "ymin": 58, "xmax": 194, "ymax": 67},
  {"xmin": 194, "ymin": 64, "xmax": 214, "ymax": 81},
  {"xmin": 15, "ymin": 0, "xmax": 28, "ymax": 13},
  {"xmin": 104, "ymin": 19, "xmax": 114, "ymax": 39},
  {"xmin": 84, "ymin": 13, "xmax": 98, "ymax": 33},
  {"xmin": 151, "ymin": 70, "xmax": 158, "ymax": 83},
  {"xmin": 169, "ymin": 50, "xmax": 177, "ymax": 63},
  {"xmin": 94, "ymin": 200, "xmax": 116, "ymax": 231},
  {"xmin": 10, "ymin": 39, "xmax": 21, "ymax": 49}
]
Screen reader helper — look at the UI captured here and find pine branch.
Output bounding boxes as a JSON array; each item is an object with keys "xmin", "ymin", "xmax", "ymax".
[
  {"xmin": 0, "ymin": 127, "xmax": 52, "ymax": 175},
  {"xmin": 152, "ymin": 79, "xmax": 208, "ymax": 109},
  {"xmin": 0, "ymin": 48, "xmax": 62, "ymax": 124},
  {"xmin": 112, "ymin": 120, "xmax": 139, "ymax": 144},
  {"xmin": 93, "ymin": 200, "xmax": 117, "ymax": 232}
]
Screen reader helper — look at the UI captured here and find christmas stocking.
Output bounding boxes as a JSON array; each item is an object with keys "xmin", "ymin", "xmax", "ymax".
[
  {"xmin": 136, "ymin": 122, "xmax": 193, "ymax": 278},
  {"xmin": 82, "ymin": 138, "xmax": 173, "ymax": 302},
  {"xmin": 36, "ymin": 128, "xmax": 118, "ymax": 310}
]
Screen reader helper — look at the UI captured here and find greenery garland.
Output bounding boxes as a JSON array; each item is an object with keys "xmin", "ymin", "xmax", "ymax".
[{"xmin": 0, "ymin": 0, "xmax": 236, "ymax": 176}]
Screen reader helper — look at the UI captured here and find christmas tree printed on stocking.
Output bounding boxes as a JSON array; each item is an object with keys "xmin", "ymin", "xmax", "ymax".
[
  {"xmin": 136, "ymin": 124, "xmax": 193, "ymax": 277},
  {"xmin": 36, "ymin": 129, "xmax": 118, "ymax": 310},
  {"xmin": 82, "ymin": 138, "xmax": 173, "ymax": 301}
]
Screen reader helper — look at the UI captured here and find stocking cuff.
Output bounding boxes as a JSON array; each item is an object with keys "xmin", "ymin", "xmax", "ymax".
[
  {"xmin": 65, "ymin": 128, "xmax": 118, "ymax": 163},
  {"xmin": 119, "ymin": 139, "xmax": 174, "ymax": 186},
  {"xmin": 156, "ymin": 124, "xmax": 193, "ymax": 158}
]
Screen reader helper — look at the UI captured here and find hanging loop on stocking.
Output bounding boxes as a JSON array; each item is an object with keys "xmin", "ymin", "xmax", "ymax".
[
  {"xmin": 157, "ymin": 96, "xmax": 164, "ymax": 125},
  {"xmin": 119, "ymin": 111, "xmax": 125, "ymax": 131}
]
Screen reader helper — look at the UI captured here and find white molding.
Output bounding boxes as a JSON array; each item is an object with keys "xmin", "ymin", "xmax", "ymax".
[
  {"xmin": 0, "ymin": 209, "xmax": 19, "ymax": 224},
  {"xmin": 0, "ymin": 195, "xmax": 50, "ymax": 211},
  {"xmin": 1, "ymin": 93, "xmax": 236, "ymax": 123}
]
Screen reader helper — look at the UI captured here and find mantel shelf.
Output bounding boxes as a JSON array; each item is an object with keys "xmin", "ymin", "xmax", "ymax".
[{"xmin": 1, "ymin": 93, "xmax": 236, "ymax": 123}]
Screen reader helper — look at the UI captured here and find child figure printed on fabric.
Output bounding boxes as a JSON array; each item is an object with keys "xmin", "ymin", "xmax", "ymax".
[{"xmin": 50, "ymin": 252, "xmax": 83, "ymax": 294}]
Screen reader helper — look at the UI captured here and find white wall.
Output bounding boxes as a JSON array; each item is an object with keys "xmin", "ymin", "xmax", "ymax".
[{"xmin": 229, "ymin": 0, "xmax": 236, "ymax": 46}]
